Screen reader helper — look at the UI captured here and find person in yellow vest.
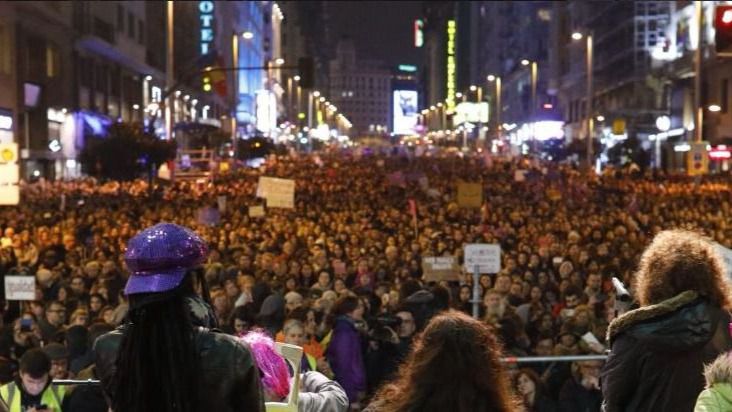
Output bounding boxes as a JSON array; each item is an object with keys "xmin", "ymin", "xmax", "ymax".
[{"xmin": 0, "ymin": 348, "xmax": 64, "ymax": 412}]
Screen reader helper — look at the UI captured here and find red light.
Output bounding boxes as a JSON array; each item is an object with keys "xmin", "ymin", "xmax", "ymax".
[{"xmin": 543, "ymin": 103, "xmax": 553, "ymax": 109}]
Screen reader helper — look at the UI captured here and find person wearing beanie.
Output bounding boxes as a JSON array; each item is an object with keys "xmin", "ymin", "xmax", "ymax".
[
  {"xmin": 94, "ymin": 223, "xmax": 264, "ymax": 412},
  {"xmin": 41, "ymin": 343, "xmax": 69, "ymax": 380},
  {"xmin": 0, "ymin": 348, "xmax": 64, "ymax": 412}
]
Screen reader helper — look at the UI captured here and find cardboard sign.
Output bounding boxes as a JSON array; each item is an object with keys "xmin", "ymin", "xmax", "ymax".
[
  {"xmin": 5, "ymin": 276, "xmax": 36, "ymax": 301},
  {"xmin": 257, "ymin": 177, "xmax": 295, "ymax": 209},
  {"xmin": 422, "ymin": 256, "xmax": 460, "ymax": 282},
  {"xmin": 0, "ymin": 143, "xmax": 19, "ymax": 205},
  {"xmin": 464, "ymin": 243, "xmax": 501, "ymax": 274},
  {"xmin": 249, "ymin": 205, "xmax": 265, "ymax": 218},
  {"xmin": 457, "ymin": 182, "xmax": 483, "ymax": 208}
]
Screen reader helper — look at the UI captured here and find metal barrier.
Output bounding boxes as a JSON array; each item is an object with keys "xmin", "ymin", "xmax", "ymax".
[
  {"xmin": 51, "ymin": 355, "xmax": 609, "ymax": 386},
  {"xmin": 501, "ymin": 354, "xmax": 608, "ymax": 364}
]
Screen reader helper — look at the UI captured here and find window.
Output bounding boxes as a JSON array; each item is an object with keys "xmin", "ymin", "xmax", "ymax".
[
  {"xmin": 46, "ymin": 44, "xmax": 58, "ymax": 78},
  {"xmin": 138, "ymin": 21, "xmax": 144, "ymax": 44},
  {"xmin": 117, "ymin": 5, "xmax": 124, "ymax": 31},
  {"xmin": 128, "ymin": 12, "xmax": 135, "ymax": 38},
  {"xmin": 0, "ymin": 24, "xmax": 10, "ymax": 75}
]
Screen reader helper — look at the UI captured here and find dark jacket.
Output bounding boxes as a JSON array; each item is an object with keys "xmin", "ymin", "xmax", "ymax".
[
  {"xmin": 94, "ymin": 326, "xmax": 264, "ymax": 412},
  {"xmin": 601, "ymin": 291, "xmax": 732, "ymax": 412},
  {"xmin": 326, "ymin": 316, "xmax": 366, "ymax": 403},
  {"xmin": 559, "ymin": 377, "xmax": 602, "ymax": 412}
]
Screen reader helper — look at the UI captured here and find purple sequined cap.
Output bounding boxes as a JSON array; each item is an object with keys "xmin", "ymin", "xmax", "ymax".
[{"xmin": 124, "ymin": 223, "xmax": 208, "ymax": 295}]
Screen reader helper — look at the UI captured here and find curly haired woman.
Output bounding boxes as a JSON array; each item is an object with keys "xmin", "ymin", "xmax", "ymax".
[{"xmin": 601, "ymin": 230, "xmax": 732, "ymax": 412}]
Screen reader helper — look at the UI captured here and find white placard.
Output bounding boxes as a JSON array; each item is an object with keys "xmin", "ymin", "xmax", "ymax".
[
  {"xmin": 0, "ymin": 185, "xmax": 19, "ymax": 205},
  {"xmin": 257, "ymin": 177, "xmax": 295, "ymax": 209},
  {"xmin": 464, "ymin": 243, "xmax": 501, "ymax": 274},
  {"xmin": 5, "ymin": 276, "xmax": 36, "ymax": 301}
]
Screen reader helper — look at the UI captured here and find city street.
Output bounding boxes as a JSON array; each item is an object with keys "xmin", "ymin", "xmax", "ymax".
[{"xmin": 0, "ymin": 2, "xmax": 732, "ymax": 412}]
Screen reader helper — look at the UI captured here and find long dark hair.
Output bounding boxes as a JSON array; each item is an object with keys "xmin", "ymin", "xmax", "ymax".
[
  {"xmin": 111, "ymin": 273, "xmax": 200, "ymax": 412},
  {"xmin": 369, "ymin": 310, "xmax": 517, "ymax": 412}
]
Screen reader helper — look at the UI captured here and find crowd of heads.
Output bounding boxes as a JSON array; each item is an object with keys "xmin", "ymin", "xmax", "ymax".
[{"xmin": 1, "ymin": 149, "xmax": 732, "ymax": 408}]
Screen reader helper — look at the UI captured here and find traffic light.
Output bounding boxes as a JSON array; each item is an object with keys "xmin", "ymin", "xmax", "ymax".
[
  {"xmin": 715, "ymin": 5, "xmax": 732, "ymax": 57},
  {"xmin": 298, "ymin": 57, "xmax": 315, "ymax": 89}
]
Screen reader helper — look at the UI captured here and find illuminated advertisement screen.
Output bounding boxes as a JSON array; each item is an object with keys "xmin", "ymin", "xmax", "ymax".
[{"xmin": 393, "ymin": 90, "xmax": 419, "ymax": 135}]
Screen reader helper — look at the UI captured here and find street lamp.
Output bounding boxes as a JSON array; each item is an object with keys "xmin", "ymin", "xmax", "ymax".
[
  {"xmin": 293, "ymin": 75, "xmax": 301, "ymax": 81},
  {"xmin": 313, "ymin": 91, "xmax": 321, "ymax": 98},
  {"xmin": 573, "ymin": 30, "xmax": 594, "ymax": 171},
  {"xmin": 709, "ymin": 104, "xmax": 722, "ymax": 112},
  {"xmin": 275, "ymin": 58, "xmax": 285, "ymax": 65},
  {"xmin": 596, "ymin": 115, "xmax": 605, "ymax": 122},
  {"xmin": 242, "ymin": 31, "xmax": 254, "ymax": 39},
  {"xmin": 521, "ymin": 59, "xmax": 530, "ymax": 66},
  {"xmin": 487, "ymin": 75, "xmax": 496, "ymax": 82}
]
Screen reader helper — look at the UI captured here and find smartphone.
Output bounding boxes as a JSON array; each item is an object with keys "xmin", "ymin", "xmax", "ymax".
[{"xmin": 20, "ymin": 318, "xmax": 32, "ymax": 333}]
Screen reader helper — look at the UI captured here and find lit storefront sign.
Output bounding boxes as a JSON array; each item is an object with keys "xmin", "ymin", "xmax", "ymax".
[
  {"xmin": 446, "ymin": 20, "xmax": 456, "ymax": 112},
  {"xmin": 199, "ymin": 1, "xmax": 215, "ymax": 55}
]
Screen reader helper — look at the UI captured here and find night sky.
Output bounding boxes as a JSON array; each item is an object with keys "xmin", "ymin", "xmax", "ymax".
[{"xmin": 326, "ymin": 1, "xmax": 424, "ymax": 68}]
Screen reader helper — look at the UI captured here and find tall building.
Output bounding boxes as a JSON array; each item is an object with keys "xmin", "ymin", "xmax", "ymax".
[
  {"xmin": 476, "ymin": 1, "xmax": 557, "ymax": 142},
  {"xmin": 328, "ymin": 38, "xmax": 391, "ymax": 136},
  {"xmin": 550, "ymin": 1, "xmax": 673, "ymax": 155},
  {"xmin": 421, "ymin": 2, "xmax": 454, "ymax": 110}
]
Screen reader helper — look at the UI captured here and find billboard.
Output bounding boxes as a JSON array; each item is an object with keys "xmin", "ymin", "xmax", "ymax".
[{"xmin": 393, "ymin": 90, "xmax": 419, "ymax": 135}]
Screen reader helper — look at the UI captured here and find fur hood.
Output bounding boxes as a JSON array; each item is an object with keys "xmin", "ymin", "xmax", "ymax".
[
  {"xmin": 606, "ymin": 290, "xmax": 699, "ymax": 343},
  {"xmin": 705, "ymin": 352, "xmax": 732, "ymax": 387}
]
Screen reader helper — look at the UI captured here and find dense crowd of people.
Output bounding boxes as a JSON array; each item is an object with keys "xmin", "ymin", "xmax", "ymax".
[{"xmin": 2, "ymin": 149, "xmax": 732, "ymax": 411}]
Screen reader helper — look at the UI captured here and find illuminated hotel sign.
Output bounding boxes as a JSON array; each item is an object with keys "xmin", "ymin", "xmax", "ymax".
[
  {"xmin": 199, "ymin": 1, "xmax": 215, "ymax": 55},
  {"xmin": 446, "ymin": 20, "xmax": 457, "ymax": 112}
]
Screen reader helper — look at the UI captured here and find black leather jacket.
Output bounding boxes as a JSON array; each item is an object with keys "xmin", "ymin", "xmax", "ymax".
[{"xmin": 94, "ymin": 325, "xmax": 264, "ymax": 412}]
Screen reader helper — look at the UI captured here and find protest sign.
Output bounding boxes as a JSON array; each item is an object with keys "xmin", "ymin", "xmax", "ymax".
[
  {"xmin": 257, "ymin": 177, "xmax": 295, "ymax": 209},
  {"xmin": 457, "ymin": 182, "xmax": 483, "ymax": 208},
  {"xmin": 5, "ymin": 276, "xmax": 36, "ymax": 301},
  {"xmin": 464, "ymin": 243, "xmax": 501, "ymax": 274},
  {"xmin": 249, "ymin": 205, "xmax": 265, "ymax": 218},
  {"xmin": 422, "ymin": 256, "xmax": 460, "ymax": 282}
]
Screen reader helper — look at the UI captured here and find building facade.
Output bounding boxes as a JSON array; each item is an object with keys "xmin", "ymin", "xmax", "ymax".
[{"xmin": 328, "ymin": 39, "xmax": 391, "ymax": 136}]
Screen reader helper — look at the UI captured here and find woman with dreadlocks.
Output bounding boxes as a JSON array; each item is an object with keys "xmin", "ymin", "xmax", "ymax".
[{"xmin": 94, "ymin": 223, "xmax": 264, "ymax": 412}]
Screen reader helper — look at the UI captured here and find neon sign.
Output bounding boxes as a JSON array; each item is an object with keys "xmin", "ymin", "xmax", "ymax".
[
  {"xmin": 446, "ymin": 20, "xmax": 456, "ymax": 112},
  {"xmin": 199, "ymin": 1, "xmax": 215, "ymax": 55}
]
